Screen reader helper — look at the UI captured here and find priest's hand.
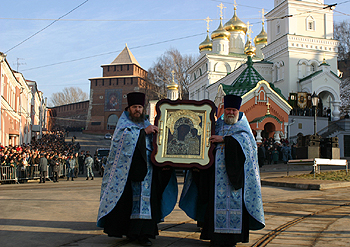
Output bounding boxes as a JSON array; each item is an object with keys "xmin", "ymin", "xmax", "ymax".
[
  {"xmin": 209, "ymin": 135, "xmax": 224, "ymax": 143},
  {"xmin": 144, "ymin": 125, "xmax": 158, "ymax": 135}
]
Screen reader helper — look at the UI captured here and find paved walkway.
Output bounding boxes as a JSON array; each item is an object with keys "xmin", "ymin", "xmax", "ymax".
[{"xmin": 1, "ymin": 162, "xmax": 350, "ymax": 247}]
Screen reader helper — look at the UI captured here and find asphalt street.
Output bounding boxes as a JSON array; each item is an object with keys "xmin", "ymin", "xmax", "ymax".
[{"xmin": 0, "ymin": 132, "xmax": 349, "ymax": 247}]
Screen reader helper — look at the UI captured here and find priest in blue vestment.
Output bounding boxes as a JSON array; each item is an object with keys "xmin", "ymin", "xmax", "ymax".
[
  {"xmin": 97, "ymin": 92, "xmax": 178, "ymax": 246},
  {"xmin": 180, "ymin": 95, "xmax": 265, "ymax": 247}
]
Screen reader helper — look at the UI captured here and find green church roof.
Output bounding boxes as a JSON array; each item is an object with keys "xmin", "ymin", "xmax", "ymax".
[
  {"xmin": 250, "ymin": 114, "xmax": 283, "ymax": 124},
  {"xmin": 221, "ymin": 56, "xmax": 286, "ymax": 100}
]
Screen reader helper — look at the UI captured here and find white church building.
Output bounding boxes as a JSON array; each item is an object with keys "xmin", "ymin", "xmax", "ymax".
[{"xmin": 187, "ymin": 0, "xmax": 350, "ymax": 157}]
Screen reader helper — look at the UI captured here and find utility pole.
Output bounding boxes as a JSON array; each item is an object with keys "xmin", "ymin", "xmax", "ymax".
[{"xmin": 14, "ymin": 58, "xmax": 26, "ymax": 71}]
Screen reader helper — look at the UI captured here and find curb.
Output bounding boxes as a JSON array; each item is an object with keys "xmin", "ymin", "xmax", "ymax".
[{"xmin": 261, "ymin": 178, "xmax": 350, "ymax": 190}]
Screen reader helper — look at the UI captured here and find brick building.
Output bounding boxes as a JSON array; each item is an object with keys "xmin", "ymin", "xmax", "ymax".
[
  {"xmin": 85, "ymin": 45, "xmax": 156, "ymax": 134},
  {"xmin": 47, "ymin": 100, "xmax": 89, "ymax": 131}
]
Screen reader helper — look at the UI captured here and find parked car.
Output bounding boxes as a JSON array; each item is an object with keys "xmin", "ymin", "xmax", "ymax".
[
  {"xmin": 104, "ymin": 133, "xmax": 112, "ymax": 139},
  {"xmin": 94, "ymin": 148, "xmax": 110, "ymax": 176}
]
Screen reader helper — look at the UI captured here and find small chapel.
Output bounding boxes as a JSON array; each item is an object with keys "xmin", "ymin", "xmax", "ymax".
[{"xmin": 188, "ymin": 0, "xmax": 344, "ymax": 154}]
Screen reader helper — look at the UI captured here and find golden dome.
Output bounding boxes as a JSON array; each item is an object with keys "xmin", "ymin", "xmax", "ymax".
[
  {"xmin": 244, "ymin": 40, "xmax": 256, "ymax": 56},
  {"xmin": 199, "ymin": 32, "xmax": 213, "ymax": 51},
  {"xmin": 211, "ymin": 19, "xmax": 230, "ymax": 41},
  {"xmin": 167, "ymin": 80, "xmax": 178, "ymax": 90},
  {"xmin": 254, "ymin": 24, "xmax": 267, "ymax": 45},
  {"xmin": 224, "ymin": 8, "xmax": 247, "ymax": 33}
]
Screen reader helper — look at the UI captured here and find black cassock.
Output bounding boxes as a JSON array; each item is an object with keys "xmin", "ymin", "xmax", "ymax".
[{"xmin": 103, "ymin": 129, "xmax": 172, "ymax": 239}]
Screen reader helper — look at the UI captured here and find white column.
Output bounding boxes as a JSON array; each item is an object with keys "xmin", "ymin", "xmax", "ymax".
[
  {"xmin": 274, "ymin": 131, "xmax": 281, "ymax": 143},
  {"xmin": 256, "ymin": 129, "xmax": 262, "ymax": 143},
  {"xmin": 284, "ymin": 123, "xmax": 288, "ymax": 139},
  {"xmin": 332, "ymin": 100, "xmax": 341, "ymax": 121}
]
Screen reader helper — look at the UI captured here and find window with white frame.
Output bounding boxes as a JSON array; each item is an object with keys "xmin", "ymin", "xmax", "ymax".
[
  {"xmin": 306, "ymin": 16, "xmax": 315, "ymax": 31},
  {"xmin": 276, "ymin": 21, "xmax": 281, "ymax": 35}
]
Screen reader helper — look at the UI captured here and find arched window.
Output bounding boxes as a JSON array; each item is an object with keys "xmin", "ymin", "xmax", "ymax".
[
  {"xmin": 300, "ymin": 62, "xmax": 307, "ymax": 78},
  {"xmin": 107, "ymin": 114, "xmax": 118, "ymax": 130},
  {"xmin": 310, "ymin": 64, "xmax": 316, "ymax": 72}
]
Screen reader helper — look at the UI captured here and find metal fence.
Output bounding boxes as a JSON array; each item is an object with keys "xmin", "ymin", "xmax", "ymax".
[
  {"xmin": 0, "ymin": 164, "xmax": 67, "ymax": 184},
  {"xmin": 0, "ymin": 166, "xmax": 17, "ymax": 183}
]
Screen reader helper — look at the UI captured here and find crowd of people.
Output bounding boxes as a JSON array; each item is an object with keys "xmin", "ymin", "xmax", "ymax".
[
  {"xmin": 257, "ymin": 137, "xmax": 295, "ymax": 167},
  {"xmin": 0, "ymin": 131, "xmax": 94, "ymax": 183}
]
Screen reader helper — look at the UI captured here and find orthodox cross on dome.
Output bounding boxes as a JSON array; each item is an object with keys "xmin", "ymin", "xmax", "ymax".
[
  {"xmin": 217, "ymin": 3, "xmax": 226, "ymax": 19},
  {"xmin": 259, "ymin": 8, "xmax": 266, "ymax": 24},
  {"xmin": 205, "ymin": 16, "xmax": 212, "ymax": 32},
  {"xmin": 171, "ymin": 70, "xmax": 175, "ymax": 82},
  {"xmin": 233, "ymin": 0, "xmax": 237, "ymax": 10},
  {"xmin": 246, "ymin": 21, "xmax": 253, "ymax": 40}
]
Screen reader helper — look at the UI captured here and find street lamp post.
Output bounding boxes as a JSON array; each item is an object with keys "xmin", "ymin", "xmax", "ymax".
[{"xmin": 311, "ymin": 92, "xmax": 319, "ymax": 135}]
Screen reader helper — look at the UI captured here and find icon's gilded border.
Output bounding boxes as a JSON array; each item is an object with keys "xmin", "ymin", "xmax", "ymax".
[{"xmin": 151, "ymin": 99, "xmax": 216, "ymax": 169}]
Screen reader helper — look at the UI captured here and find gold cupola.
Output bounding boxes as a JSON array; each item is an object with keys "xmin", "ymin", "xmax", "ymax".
[
  {"xmin": 211, "ymin": 18, "xmax": 230, "ymax": 41},
  {"xmin": 199, "ymin": 31, "xmax": 213, "ymax": 51},
  {"xmin": 244, "ymin": 22, "xmax": 256, "ymax": 57},
  {"xmin": 167, "ymin": 79, "xmax": 179, "ymax": 91},
  {"xmin": 244, "ymin": 39, "xmax": 256, "ymax": 57},
  {"xmin": 254, "ymin": 23, "xmax": 267, "ymax": 45},
  {"xmin": 224, "ymin": 7, "xmax": 247, "ymax": 33}
]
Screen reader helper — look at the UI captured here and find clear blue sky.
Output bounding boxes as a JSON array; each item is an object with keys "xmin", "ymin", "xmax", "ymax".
[{"xmin": 1, "ymin": 0, "xmax": 349, "ymax": 105}]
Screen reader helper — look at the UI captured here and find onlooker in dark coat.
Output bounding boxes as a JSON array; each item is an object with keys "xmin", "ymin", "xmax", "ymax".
[
  {"xmin": 272, "ymin": 148, "xmax": 279, "ymax": 164},
  {"xmin": 281, "ymin": 143, "xmax": 292, "ymax": 164},
  {"xmin": 39, "ymin": 154, "xmax": 48, "ymax": 183},
  {"xmin": 51, "ymin": 155, "xmax": 60, "ymax": 182},
  {"xmin": 74, "ymin": 153, "xmax": 79, "ymax": 178},
  {"xmin": 257, "ymin": 143, "xmax": 266, "ymax": 167},
  {"xmin": 78, "ymin": 151, "xmax": 85, "ymax": 175}
]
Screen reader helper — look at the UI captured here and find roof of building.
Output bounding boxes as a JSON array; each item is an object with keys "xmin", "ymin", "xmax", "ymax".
[
  {"xmin": 221, "ymin": 55, "xmax": 286, "ymax": 100},
  {"xmin": 250, "ymin": 114, "xmax": 283, "ymax": 124},
  {"xmin": 110, "ymin": 44, "xmax": 140, "ymax": 66}
]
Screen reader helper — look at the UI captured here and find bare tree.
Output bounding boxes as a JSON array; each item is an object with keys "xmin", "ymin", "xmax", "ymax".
[
  {"xmin": 148, "ymin": 48, "xmax": 197, "ymax": 99},
  {"xmin": 334, "ymin": 20, "xmax": 350, "ymax": 116},
  {"xmin": 334, "ymin": 20, "xmax": 350, "ymax": 61},
  {"xmin": 50, "ymin": 87, "xmax": 88, "ymax": 106},
  {"xmin": 340, "ymin": 78, "xmax": 350, "ymax": 115}
]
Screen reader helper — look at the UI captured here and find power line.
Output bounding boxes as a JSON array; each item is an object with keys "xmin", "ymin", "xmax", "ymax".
[
  {"xmin": 338, "ymin": 0, "xmax": 350, "ymax": 4},
  {"xmin": 210, "ymin": 0, "xmax": 263, "ymax": 10},
  {"xmin": 334, "ymin": 10, "xmax": 350, "ymax": 16},
  {"xmin": 1, "ymin": 17, "xmax": 216, "ymax": 22},
  {"xmin": 22, "ymin": 33, "xmax": 206, "ymax": 72},
  {"xmin": 5, "ymin": 0, "xmax": 89, "ymax": 54}
]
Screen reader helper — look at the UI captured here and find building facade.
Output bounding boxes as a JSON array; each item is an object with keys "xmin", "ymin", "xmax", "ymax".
[
  {"xmin": 85, "ymin": 45, "xmax": 156, "ymax": 134},
  {"xmin": 188, "ymin": 0, "xmax": 342, "ymax": 142},
  {"xmin": 27, "ymin": 80, "xmax": 46, "ymax": 141},
  {"xmin": 0, "ymin": 52, "xmax": 46, "ymax": 146}
]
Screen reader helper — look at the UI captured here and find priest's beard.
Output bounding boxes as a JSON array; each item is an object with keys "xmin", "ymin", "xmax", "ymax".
[
  {"xmin": 129, "ymin": 110, "xmax": 145, "ymax": 123},
  {"xmin": 224, "ymin": 114, "xmax": 239, "ymax": 125}
]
